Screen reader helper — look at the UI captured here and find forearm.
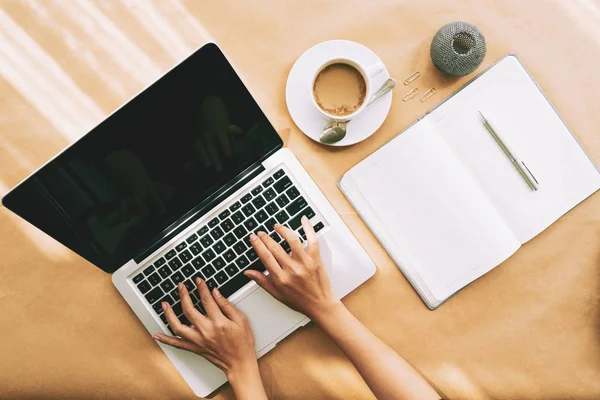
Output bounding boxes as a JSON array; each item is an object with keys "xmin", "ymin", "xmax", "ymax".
[
  {"xmin": 227, "ymin": 361, "xmax": 268, "ymax": 400},
  {"xmin": 313, "ymin": 303, "xmax": 439, "ymax": 400}
]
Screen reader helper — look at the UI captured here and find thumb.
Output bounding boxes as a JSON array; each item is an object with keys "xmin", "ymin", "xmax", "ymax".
[
  {"xmin": 212, "ymin": 288, "xmax": 243, "ymax": 323},
  {"xmin": 244, "ymin": 270, "xmax": 276, "ymax": 296}
]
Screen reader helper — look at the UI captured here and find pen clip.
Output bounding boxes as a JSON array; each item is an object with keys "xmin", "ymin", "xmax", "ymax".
[{"xmin": 521, "ymin": 161, "xmax": 539, "ymax": 185}]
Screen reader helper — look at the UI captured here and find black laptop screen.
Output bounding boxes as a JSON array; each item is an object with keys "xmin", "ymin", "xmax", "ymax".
[{"xmin": 3, "ymin": 44, "xmax": 282, "ymax": 273}]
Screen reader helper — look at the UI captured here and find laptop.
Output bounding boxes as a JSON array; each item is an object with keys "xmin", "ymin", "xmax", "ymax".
[{"xmin": 1, "ymin": 43, "xmax": 375, "ymax": 397}]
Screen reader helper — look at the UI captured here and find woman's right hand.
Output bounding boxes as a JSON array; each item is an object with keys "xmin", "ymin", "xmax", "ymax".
[{"xmin": 244, "ymin": 216, "xmax": 341, "ymax": 321}]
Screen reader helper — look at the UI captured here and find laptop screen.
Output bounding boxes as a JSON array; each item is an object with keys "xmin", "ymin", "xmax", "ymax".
[{"xmin": 2, "ymin": 43, "xmax": 282, "ymax": 273}]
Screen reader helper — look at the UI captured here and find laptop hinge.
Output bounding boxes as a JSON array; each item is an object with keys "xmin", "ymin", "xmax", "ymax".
[{"xmin": 134, "ymin": 162, "xmax": 266, "ymax": 264}]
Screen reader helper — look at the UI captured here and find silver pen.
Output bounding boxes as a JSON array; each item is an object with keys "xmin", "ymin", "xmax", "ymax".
[{"xmin": 478, "ymin": 110, "xmax": 539, "ymax": 191}]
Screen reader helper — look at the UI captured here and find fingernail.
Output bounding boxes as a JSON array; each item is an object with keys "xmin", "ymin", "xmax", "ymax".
[
  {"xmin": 152, "ymin": 334, "xmax": 160, "ymax": 340},
  {"xmin": 301, "ymin": 215, "xmax": 308, "ymax": 222},
  {"xmin": 161, "ymin": 302, "xmax": 168, "ymax": 310},
  {"xmin": 250, "ymin": 233, "xmax": 258, "ymax": 241},
  {"xmin": 178, "ymin": 283, "xmax": 183, "ymax": 290},
  {"xmin": 214, "ymin": 288, "xmax": 221, "ymax": 297},
  {"xmin": 257, "ymin": 231, "xmax": 266, "ymax": 237},
  {"xmin": 274, "ymin": 223, "xmax": 282, "ymax": 229},
  {"xmin": 196, "ymin": 277, "xmax": 203, "ymax": 284}
]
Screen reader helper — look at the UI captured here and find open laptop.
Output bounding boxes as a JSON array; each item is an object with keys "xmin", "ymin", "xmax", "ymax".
[{"xmin": 2, "ymin": 43, "xmax": 375, "ymax": 396}]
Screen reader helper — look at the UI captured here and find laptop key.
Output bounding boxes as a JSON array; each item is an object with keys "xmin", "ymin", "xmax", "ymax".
[
  {"xmin": 262, "ymin": 177, "xmax": 274, "ymax": 187},
  {"xmin": 221, "ymin": 218, "xmax": 234, "ymax": 232},
  {"xmin": 206, "ymin": 278, "xmax": 218, "ymax": 291},
  {"xmin": 214, "ymin": 240, "xmax": 226, "ymax": 254},
  {"xmin": 143, "ymin": 265, "xmax": 155, "ymax": 276},
  {"xmin": 275, "ymin": 210, "xmax": 289, "ymax": 224},
  {"xmin": 235, "ymin": 255, "xmax": 249, "ymax": 269},
  {"xmin": 171, "ymin": 272, "xmax": 184, "ymax": 284},
  {"xmin": 273, "ymin": 169, "xmax": 285, "ymax": 179},
  {"xmin": 241, "ymin": 193, "xmax": 252, "ymax": 204},
  {"xmin": 223, "ymin": 249, "xmax": 236, "ymax": 263},
  {"xmin": 274, "ymin": 176, "xmax": 292, "ymax": 193},
  {"xmin": 179, "ymin": 249, "xmax": 192, "ymax": 263},
  {"xmin": 157, "ymin": 265, "xmax": 171, "ymax": 279},
  {"xmin": 255, "ymin": 209, "xmax": 268, "ymax": 223},
  {"xmin": 241, "ymin": 204, "xmax": 256, "ymax": 217},
  {"xmin": 254, "ymin": 225, "xmax": 266, "ymax": 235},
  {"xmin": 171, "ymin": 288, "xmax": 180, "ymax": 301},
  {"xmin": 179, "ymin": 315, "xmax": 191, "ymax": 327},
  {"xmin": 165, "ymin": 249, "xmax": 177, "ymax": 260},
  {"xmin": 168, "ymin": 258, "xmax": 182, "ymax": 270},
  {"xmin": 287, "ymin": 186, "xmax": 300, "ymax": 200},
  {"xmin": 231, "ymin": 211, "xmax": 245, "ymax": 224},
  {"xmin": 182, "ymin": 264, "xmax": 195, "ymax": 277},
  {"xmin": 263, "ymin": 188, "xmax": 276, "ymax": 201},
  {"xmin": 233, "ymin": 241, "xmax": 247, "ymax": 255},
  {"xmin": 289, "ymin": 207, "xmax": 315, "ymax": 230},
  {"xmin": 314, "ymin": 221, "xmax": 325, "ymax": 232},
  {"xmin": 183, "ymin": 279, "xmax": 195, "ymax": 292},
  {"xmin": 252, "ymin": 195, "xmax": 266, "ymax": 209},
  {"xmin": 208, "ymin": 217, "xmax": 219, "ymax": 228},
  {"xmin": 213, "ymin": 256, "xmax": 226, "ymax": 270},
  {"xmin": 215, "ymin": 271, "xmax": 228, "ymax": 284},
  {"xmin": 251, "ymin": 186, "xmax": 263, "ymax": 196},
  {"xmin": 218, "ymin": 209, "xmax": 230, "ymax": 219},
  {"xmin": 145, "ymin": 287, "xmax": 163, "ymax": 304},
  {"xmin": 160, "ymin": 314, "xmax": 168, "ymax": 325},
  {"xmin": 243, "ymin": 217, "xmax": 258, "ymax": 231},
  {"xmin": 192, "ymin": 256, "xmax": 205, "ymax": 269},
  {"xmin": 133, "ymin": 273, "xmax": 144, "ymax": 284},
  {"xmin": 202, "ymin": 249, "xmax": 216, "ymax": 262},
  {"xmin": 229, "ymin": 201, "xmax": 241, "ymax": 211},
  {"xmin": 281, "ymin": 240, "xmax": 291, "ymax": 253},
  {"xmin": 186, "ymin": 233, "xmax": 198, "ymax": 244},
  {"xmin": 148, "ymin": 272, "xmax": 161, "ymax": 286},
  {"xmin": 233, "ymin": 225, "xmax": 248, "ymax": 239},
  {"xmin": 286, "ymin": 196, "xmax": 308, "ymax": 217},
  {"xmin": 246, "ymin": 248, "xmax": 258, "ymax": 261},
  {"xmin": 153, "ymin": 295, "xmax": 174, "ymax": 313},
  {"xmin": 171, "ymin": 302, "xmax": 183, "ymax": 317},
  {"xmin": 137, "ymin": 280, "xmax": 151, "ymax": 294},
  {"xmin": 160, "ymin": 279, "xmax": 175, "ymax": 292},
  {"xmin": 154, "ymin": 257, "xmax": 166, "ymax": 268},
  {"xmin": 223, "ymin": 233, "xmax": 236, "ymax": 246},
  {"xmin": 265, "ymin": 218, "xmax": 277, "ymax": 231},
  {"xmin": 202, "ymin": 265, "xmax": 216, "ymax": 278},
  {"xmin": 275, "ymin": 194, "xmax": 290, "ymax": 207},
  {"xmin": 189, "ymin": 242, "xmax": 202, "ymax": 255},
  {"xmin": 225, "ymin": 264, "xmax": 239, "ymax": 277},
  {"xmin": 200, "ymin": 235, "xmax": 214, "ymax": 247},
  {"xmin": 175, "ymin": 242, "xmax": 187, "ymax": 252},
  {"xmin": 269, "ymin": 232, "xmax": 281, "ymax": 242},
  {"xmin": 210, "ymin": 226, "xmax": 224, "ymax": 240},
  {"xmin": 197, "ymin": 226, "xmax": 209, "ymax": 236},
  {"xmin": 218, "ymin": 260, "xmax": 266, "ymax": 298}
]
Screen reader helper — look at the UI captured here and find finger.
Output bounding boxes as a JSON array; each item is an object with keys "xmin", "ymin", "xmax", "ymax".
[
  {"xmin": 153, "ymin": 333, "xmax": 202, "ymax": 353},
  {"xmin": 162, "ymin": 302, "xmax": 196, "ymax": 339},
  {"xmin": 244, "ymin": 269, "xmax": 277, "ymax": 296},
  {"xmin": 250, "ymin": 232, "xmax": 283, "ymax": 277},
  {"xmin": 212, "ymin": 287, "xmax": 245, "ymax": 324},
  {"xmin": 178, "ymin": 283, "xmax": 204, "ymax": 325},
  {"xmin": 301, "ymin": 216, "xmax": 320, "ymax": 257},
  {"xmin": 196, "ymin": 278, "xmax": 222, "ymax": 319},
  {"xmin": 274, "ymin": 224, "xmax": 307, "ymax": 263},
  {"xmin": 257, "ymin": 230, "xmax": 294, "ymax": 270}
]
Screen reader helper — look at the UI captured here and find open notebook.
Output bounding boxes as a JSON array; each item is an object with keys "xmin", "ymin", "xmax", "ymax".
[{"xmin": 339, "ymin": 55, "xmax": 600, "ymax": 309}]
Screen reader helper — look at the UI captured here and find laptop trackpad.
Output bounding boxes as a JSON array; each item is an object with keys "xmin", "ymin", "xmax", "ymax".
[{"xmin": 234, "ymin": 288, "xmax": 306, "ymax": 351}]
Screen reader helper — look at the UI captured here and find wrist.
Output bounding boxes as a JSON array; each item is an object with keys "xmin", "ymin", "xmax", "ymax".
[
  {"xmin": 307, "ymin": 299, "xmax": 345, "ymax": 325},
  {"xmin": 226, "ymin": 358, "xmax": 260, "ymax": 385}
]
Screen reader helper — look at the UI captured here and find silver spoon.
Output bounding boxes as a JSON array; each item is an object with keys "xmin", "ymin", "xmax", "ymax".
[{"xmin": 320, "ymin": 77, "xmax": 396, "ymax": 145}]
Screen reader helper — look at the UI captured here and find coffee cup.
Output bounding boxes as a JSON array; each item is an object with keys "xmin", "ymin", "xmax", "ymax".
[{"xmin": 311, "ymin": 57, "xmax": 385, "ymax": 121}]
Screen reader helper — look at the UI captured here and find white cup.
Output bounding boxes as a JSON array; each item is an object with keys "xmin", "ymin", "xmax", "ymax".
[{"xmin": 310, "ymin": 57, "xmax": 385, "ymax": 121}]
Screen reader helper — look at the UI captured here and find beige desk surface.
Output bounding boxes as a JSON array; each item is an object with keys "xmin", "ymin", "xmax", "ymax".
[{"xmin": 2, "ymin": 0, "xmax": 600, "ymax": 399}]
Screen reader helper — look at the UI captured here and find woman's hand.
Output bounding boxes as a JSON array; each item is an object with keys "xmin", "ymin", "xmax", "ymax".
[
  {"xmin": 244, "ymin": 216, "xmax": 341, "ymax": 321},
  {"xmin": 153, "ymin": 279, "xmax": 258, "ymax": 384}
]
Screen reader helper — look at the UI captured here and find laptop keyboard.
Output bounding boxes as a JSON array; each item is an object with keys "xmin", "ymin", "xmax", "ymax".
[{"xmin": 131, "ymin": 168, "xmax": 326, "ymax": 334}]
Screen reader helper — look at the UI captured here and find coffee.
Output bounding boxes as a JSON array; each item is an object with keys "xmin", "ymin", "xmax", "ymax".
[{"xmin": 313, "ymin": 63, "xmax": 367, "ymax": 117}]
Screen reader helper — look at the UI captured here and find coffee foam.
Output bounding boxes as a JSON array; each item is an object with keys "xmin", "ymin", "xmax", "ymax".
[{"xmin": 313, "ymin": 63, "xmax": 366, "ymax": 116}]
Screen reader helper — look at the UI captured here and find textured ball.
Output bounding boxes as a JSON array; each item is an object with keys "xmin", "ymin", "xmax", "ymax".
[{"xmin": 430, "ymin": 21, "xmax": 486, "ymax": 77}]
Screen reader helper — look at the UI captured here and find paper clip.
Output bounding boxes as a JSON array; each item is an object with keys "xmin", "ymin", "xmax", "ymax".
[
  {"xmin": 403, "ymin": 71, "xmax": 420, "ymax": 85},
  {"xmin": 420, "ymin": 87, "xmax": 436, "ymax": 102},
  {"xmin": 402, "ymin": 88, "xmax": 419, "ymax": 102}
]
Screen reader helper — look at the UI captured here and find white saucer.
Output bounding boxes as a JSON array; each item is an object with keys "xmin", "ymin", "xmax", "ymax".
[{"xmin": 286, "ymin": 40, "xmax": 392, "ymax": 147}]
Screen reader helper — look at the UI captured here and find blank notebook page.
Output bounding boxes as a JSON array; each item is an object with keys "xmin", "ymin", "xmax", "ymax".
[{"xmin": 341, "ymin": 120, "xmax": 520, "ymax": 301}]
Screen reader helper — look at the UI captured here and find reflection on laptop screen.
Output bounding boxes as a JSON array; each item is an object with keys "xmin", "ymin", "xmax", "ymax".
[{"xmin": 3, "ymin": 43, "xmax": 282, "ymax": 272}]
